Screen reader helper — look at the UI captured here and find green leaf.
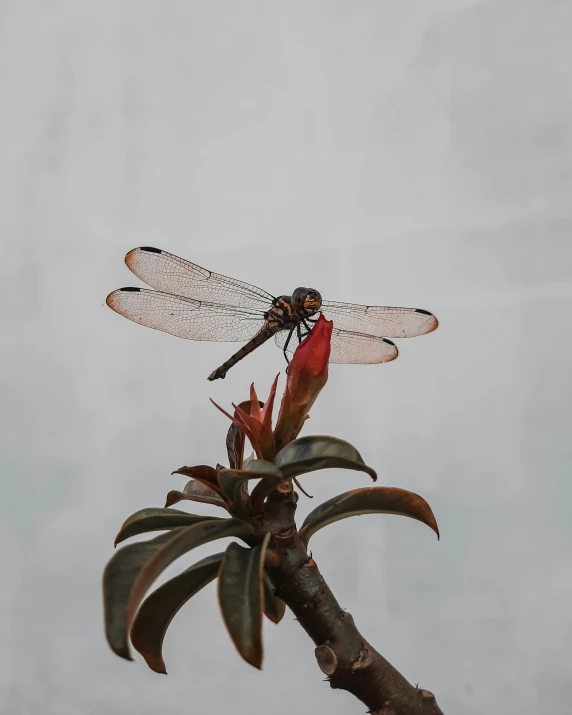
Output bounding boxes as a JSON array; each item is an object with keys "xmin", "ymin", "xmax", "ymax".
[
  {"xmin": 241, "ymin": 452, "xmax": 256, "ymax": 470},
  {"xmin": 221, "ymin": 461, "xmax": 285, "ymax": 513},
  {"xmin": 299, "ymin": 487, "xmax": 439, "ymax": 544},
  {"xmin": 249, "ymin": 475, "xmax": 287, "ymax": 513},
  {"xmin": 114, "ymin": 508, "xmax": 219, "ymax": 547},
  {"xmin": 104, "ymin": 519, "xmax": 254, "ymax": 660},
  {"xmin": 273, "ymin": 435, "xmax": 377, "ymax": 481},
  {"xmin": 263, "ymin": 573, "xmax": 286, "ymax": 624},
  {"xmin": 131, "ymin": 552, "xmax": 224, "ymax": 673},
  {"xmin": 217, "ymin": 473, "xmax": 251, "ymax": 514},
  {"xmin": 217, "ymin": 533, "xmax": 270, "ymax": 669},
  {"xmin": 165, "ymin": 480, "xmax": 227, "ymax": 509},
  {"xmin": 217, "ymin": 462, "xmax": 282, "ymax": 514},
  {"xmin": 221, "ymin": 460, "xmax": 283, "ymax": 479},
  {"xmin": 105, "ymin": 530, "xmax": 180, "ymax": 660}
]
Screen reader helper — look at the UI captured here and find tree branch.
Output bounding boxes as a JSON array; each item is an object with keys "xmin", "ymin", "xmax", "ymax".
[{"xmin": 261, "ymin": 489, "xmax": 445, "ymax": 715}]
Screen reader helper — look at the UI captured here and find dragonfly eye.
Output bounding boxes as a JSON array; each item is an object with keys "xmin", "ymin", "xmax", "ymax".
[
  {"xmin": 292, "ymin": 287, "xmax": 309, "ymax": 308},
  {"xmin": 303, "ymin": 289, "xmax": 322, "ymax": 314}
]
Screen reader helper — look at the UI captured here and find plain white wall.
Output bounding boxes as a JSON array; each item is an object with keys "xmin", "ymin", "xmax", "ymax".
[{"xmin": 2, "ymin": 2, "xmax": 571, "ymax": 713}]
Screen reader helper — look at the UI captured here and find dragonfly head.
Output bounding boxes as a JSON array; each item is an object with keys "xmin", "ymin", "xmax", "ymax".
[{"xmin": 292, "ymin": 287, "xmax": 322, "ymax": 316}]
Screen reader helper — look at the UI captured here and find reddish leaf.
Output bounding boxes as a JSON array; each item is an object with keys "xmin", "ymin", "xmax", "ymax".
[
  {"xmin": 217, "ymin": 533, "xmax": 270, "ymax": 669},
  {"xmin": 299, "ymin": 487, "xmax": 440, "ymax": 545},
  {"xmin": 229, "ymin": 379, "xmax": 278, "ymax": 460},
  {"xmin": 131, "ymin": 552, "xmax": 224, "ymax": 673},
  {"xmin": 103, "ymin": 519, "xmax": 254, "ymax": 660},
  {"xmin": 171, "ymin": 465, "xmax": 225, "ymax": 498},
  {"xmin": 225, "ymin": 399, "xmax": 262, "ymax": 469}
]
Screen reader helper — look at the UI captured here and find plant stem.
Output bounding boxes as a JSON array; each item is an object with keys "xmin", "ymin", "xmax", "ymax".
[{"xmin": 262, "ymin": 490, "xmax": 445, "ymax": 715}]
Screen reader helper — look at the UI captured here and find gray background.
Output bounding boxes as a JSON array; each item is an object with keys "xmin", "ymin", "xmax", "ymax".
[{"xmin": 1, "ymin": 1, "xmax": 571, "ymax": 713}]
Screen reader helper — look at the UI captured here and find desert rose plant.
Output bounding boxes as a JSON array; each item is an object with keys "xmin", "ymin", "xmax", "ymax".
[{"xmin": 103, "ymin": 314, "xmax": 444, "ymax": 715}]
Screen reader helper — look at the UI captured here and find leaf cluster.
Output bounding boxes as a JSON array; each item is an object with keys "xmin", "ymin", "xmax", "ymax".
[{"xmin": 103, "ymin": 435, "xmax": 438, "ymax": 672}]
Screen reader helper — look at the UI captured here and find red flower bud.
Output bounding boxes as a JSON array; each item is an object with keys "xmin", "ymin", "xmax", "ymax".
[
  {"xmin": 211, "ymin": 316, "xmax": 332, "ymax": 460},
  {"xmin": 273, "ymin": 314, "xmax": 333, "ymax": 450}
]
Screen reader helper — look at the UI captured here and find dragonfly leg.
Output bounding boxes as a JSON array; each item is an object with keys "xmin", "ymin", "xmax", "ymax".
[
  {"xmin": 283, "ymin": 327, "xmax": 295, "ymax": 365},
  {"xmin": 300, "ymin": 318, "xmax": 314, "ymax": 337}
]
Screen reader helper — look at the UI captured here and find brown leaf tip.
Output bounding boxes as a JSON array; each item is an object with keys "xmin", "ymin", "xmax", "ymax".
[{"xmin": 146, "ymin": 658, "xmax": 167, "ymax": 675}]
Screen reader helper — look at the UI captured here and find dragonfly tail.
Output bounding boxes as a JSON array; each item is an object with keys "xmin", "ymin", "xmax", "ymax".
[{"xmin": 207, "ymin": 328, "xmax": 276, "ymax": 381}]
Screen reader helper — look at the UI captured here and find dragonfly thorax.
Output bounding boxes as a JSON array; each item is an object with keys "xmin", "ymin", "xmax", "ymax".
[{"xmin": 291, "ymin": 287, "xmax": 322, "ymax": 317}]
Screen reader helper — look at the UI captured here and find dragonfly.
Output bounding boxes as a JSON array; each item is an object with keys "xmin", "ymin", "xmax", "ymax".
[{"xmin": 106, "ymin": 247, "xmax": 438, "ymax": 381}]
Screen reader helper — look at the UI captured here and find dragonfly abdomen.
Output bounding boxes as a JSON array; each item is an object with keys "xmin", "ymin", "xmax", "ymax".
[
  {"xmin": 207, "ymin": 297, "xmax": 306, "ymax": 381},
  {"xmin": 207, "ymin": 326, "xmax": 279, "ymax": 381}
]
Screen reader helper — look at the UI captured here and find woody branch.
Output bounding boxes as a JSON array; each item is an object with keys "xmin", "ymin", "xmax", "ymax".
[{"xmin": 262, "ymin": 489, "xmax": 444, "ymax": 715}]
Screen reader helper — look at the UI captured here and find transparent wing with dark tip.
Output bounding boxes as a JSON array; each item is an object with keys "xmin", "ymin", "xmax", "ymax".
[
  {"xmin": 124, "ymin": 247, "xmax": 275, "ymax": 310},
  {"xmin": 274, "ymin": 328, "xmax": 398, "ymax": 364},
  {"xmin": 106, "ymin": 288, "xmax": 267, "ymax": 342},
  {"xmin": 320, "ymin": 300, "xmax": 438, "ymax": 338}
]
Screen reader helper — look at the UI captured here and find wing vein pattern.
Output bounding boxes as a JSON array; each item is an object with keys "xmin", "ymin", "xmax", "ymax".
[
  {"xmin": 107, "ymin": 288, "xmax": 266, "ymax": 342},
  {"xmin": 106, "ymin": 247, "xmax": 438, "ymax": 364},
  {"xmin": 125, "ymin": 247, "xmax": 274, "ymax": 309},
  {"xmin": 321, "ymin": 300, "xmax": 437, "ymax": 338},
  {"xmin": 274, "ymin": 329, "xmax": 398, "ymax": 364}
]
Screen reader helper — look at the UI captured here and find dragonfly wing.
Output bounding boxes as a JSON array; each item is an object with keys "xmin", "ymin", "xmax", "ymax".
[
  {"xmin": 274, "ymin": 328, "xmax": 398, "ymax": 364},
  {"xmin": 107, "ymin": 288, "xmax": 266, "ymax": 342},
  {"xmin": 328, "ymin": 330, "xmax": 398, "ymax": 364},
  {"xmin": 124, "ymin": 247, "xmax": 275, "ymax": 310},
  {"xmin": 321, "ymin": 300, "xmax": 438, "ymax": 338}
]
